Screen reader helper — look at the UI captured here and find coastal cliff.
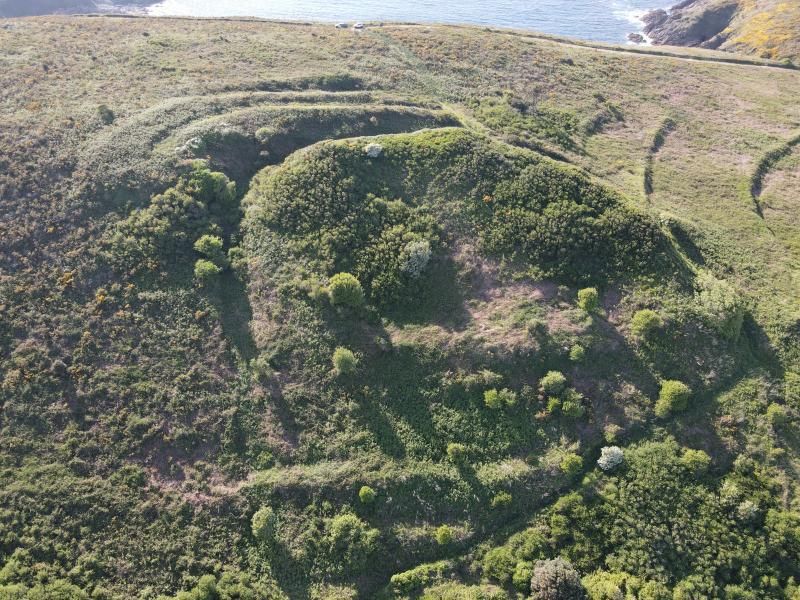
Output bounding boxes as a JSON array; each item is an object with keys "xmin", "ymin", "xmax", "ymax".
[{"xmin": 643, "ymin": 0, "xmax": 799, "ymax": 62}]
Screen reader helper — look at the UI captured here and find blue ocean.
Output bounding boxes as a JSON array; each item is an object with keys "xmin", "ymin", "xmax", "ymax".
[{"xmin": 146, "ymin": 0, "xmax": 668, "ymax": 44}]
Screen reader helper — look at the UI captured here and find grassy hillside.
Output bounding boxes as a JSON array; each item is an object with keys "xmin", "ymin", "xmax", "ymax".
[{"xmin": 1, "ymin": 15, "xmax": 800, "ymax": 599}]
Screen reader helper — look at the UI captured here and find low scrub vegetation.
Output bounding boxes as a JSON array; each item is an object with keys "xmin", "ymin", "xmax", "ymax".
[{"xmin": 2, "ymin": 14, "xmax": 800, "ymax": 600}]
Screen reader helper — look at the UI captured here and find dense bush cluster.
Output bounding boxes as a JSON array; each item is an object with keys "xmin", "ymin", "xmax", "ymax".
[
  {"xmin": 478, "ymin": 439, "xmax": 800, "ymax": 598},
  {"xmin": 475, "ymin": 163, "xmax": 667, "ymax": 283},
  {"xmin": 106, "ymin": 163, "xmax": 237, "ymax": 276},
  {"xmin": 255, "ymin": 142, "xmax": 444, "ymax": 306},
  {"xmin": 530, "ymin": 558, "xmax": 587, "ymax": 600},
  {"xmin": 252, "ymin": 130, "xmax": 670, "ymax": 314},
  {"xmin": 155, "ymin": 572, "xmax": 284, "ymax": 600}
]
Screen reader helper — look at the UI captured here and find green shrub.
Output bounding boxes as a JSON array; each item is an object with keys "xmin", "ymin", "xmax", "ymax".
[
  {"xmin": 194, "ymin": 259, "xmax": 222, "ymax": 286},
  {"xmin": 447, "ymin": 442, "xmax": 467, "ymax": 463},
  {"xmin": 160, "ymin": 571, "xmax": 277, "ymax": 600},
  {"xmin": 655, "ymin": 380, "xmax": 691, "ymax": 418},
  {"xmin": 582, "ymin": 571, "xmax": 657, "ymax": 600},
  {"xmin": 227, "ymin": 246, "xmax": 247, "ymax": 276},
  {"xmin": 569, "ymin": 344, "xmax": 586, "ymax": 362},
  {"xmin": 328, "ymin": 273, "xmax": 364, "ymax": 307},
  {"xmin": 251, "ymin": 506, "xmax": 276, "ymax": 542},
  {"xmin": 530, "ymin": 558, "xmax": 587, "ymax": 600},
  {"xmin": 491, "ymin": 491, "xmax": 513, "ymax": 509},
  {"xmin": 560, "ymin": 453, "xmax": 584, "ymax": 477},
  {"xmin": 561, "ymin": 388, "xmax": 585, "ymax": 418},
  {"xmin": 321, "ymin": 514, "xmax": 380, "ymax": 575},
  {"xmin": 695, "ymin": 272, "xmax": 746, "ymax": 341},
  {"xmin": 479, "ymin": 159, "xmax": 666, "ymax": 283},
  {"xmin": 107, "ymin": 165, "xmax": 235, "ymax": 273},
  {"xmin": 581, "ymin": 571, "xmax": 626, "ymax": 600},
  {"xmin": 250, "ymin": 354, "xmax": 273, "ymax": 382},
  {"xmin": 358, "ymin": 485, "xmax": 376, "ymax": 504},
  {"xmin": 434, "ymin": 525, "xmax": 454, "ymax": 546},
  {"xmin": 577, "ymin": 288, "xmax": 599, "ymax": 313},
  {"xmin": 193, "ymin": 234, "xmax": 227, "ymax": 268},
  {"xmin": 513, "ymin": 561, "xmax": 534, "ymax": 593},
  {"xmin": 680, "ymin": 449, "xmax": 711, "ymax": 476},
  {"xmin": 546, "ymin": 397, "xmax": 562, "ymax": 414},
  {"xmin": 603, "ymin": 423, "xmax": 622, "ymax": 443},
  {"xmin": 484, "ymin": 388, "xmax": 517, "ymax": 409},
  {"xmin": 540, "ymin": 371, "xmax": 567, "ymax": 396},
  {"xmin": 630, "ymin": 309, "xmax": 663, "ymax": 339},
  {"xmin": 482, "ymin": 547, "xmax": 516, "ymax": 584},
  {"xmin": 332, "ymin": 347, "xmax": 358, "ymax": 376},
  {"xmin": 638, "ymin": 581, "xmax": 671, "ymax": 600},
  {"xmin": 390, "ymin": 561, "xmax": 451, "ymax": 594},
  {"xmin": 766, "ymin": 403, "xmax": 788, "ymax": 427}
]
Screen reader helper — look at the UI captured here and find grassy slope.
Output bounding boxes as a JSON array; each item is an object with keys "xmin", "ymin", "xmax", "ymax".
[{"xmin": 1, "ymin": 15, "xmax": 800, "ymax": 599}]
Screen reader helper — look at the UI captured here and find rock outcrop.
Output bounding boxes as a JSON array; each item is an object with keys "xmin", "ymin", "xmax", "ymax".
[
  {"xmin": 640, "ymin": 0, "xmax": 800, "ymax": 62},
  {"xmin": 642, "ymin": 0, "xmax": 739, "ymax": 48}
]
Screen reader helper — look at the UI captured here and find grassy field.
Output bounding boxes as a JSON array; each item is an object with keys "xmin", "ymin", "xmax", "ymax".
[{"xmin": 1, "ymin": 15, "xmax": 800, "ymax": 599}]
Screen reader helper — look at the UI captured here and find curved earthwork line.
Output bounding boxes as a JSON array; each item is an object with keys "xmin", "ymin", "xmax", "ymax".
[
  {"xmin": 643, "ymin": 117, "xmax": 676, "ymax": 198},
  {"xmin": 750, "ymin": 132, "xmax": 800, "ymax": 220}
]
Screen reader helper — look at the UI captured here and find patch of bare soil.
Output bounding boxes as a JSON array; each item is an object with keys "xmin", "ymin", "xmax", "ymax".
[{"xmin": 388, "ymin": 243, "xmax": 585, "ymax": 352}]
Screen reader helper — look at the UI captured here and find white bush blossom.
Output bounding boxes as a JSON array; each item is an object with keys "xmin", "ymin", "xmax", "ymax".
[
  {"xmin": 597, "ymin": 446, "xmax": 624, "ymax": 471},
  {"xmin": 401, "ymin": 240, "xmax": 432, "ymax": 278},
  {"xmin": 364, "ymin": 142, "xmax": 383, "ymax": 158}
]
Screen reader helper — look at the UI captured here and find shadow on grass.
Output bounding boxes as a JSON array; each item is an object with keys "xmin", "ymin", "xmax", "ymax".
[
  {"xmin": 214, "ymin": 271, "xmax": 258, "ymax": 363},
  {"xmin": 380, "ymin": 255, "xmax": 471, "ymax": 329}
]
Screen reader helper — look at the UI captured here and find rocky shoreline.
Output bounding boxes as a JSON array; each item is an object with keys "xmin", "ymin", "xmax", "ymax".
[
  {"xmin": 637, "ymin": 0, "xmax": 740, "ymax": 49},
  {"xmin": 0, "ymin": 0, "xmax": 156, "ymax": 17}
]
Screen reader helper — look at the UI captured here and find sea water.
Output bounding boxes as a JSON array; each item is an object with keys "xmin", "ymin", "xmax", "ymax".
[{"xmin": 146, "ymin": 0, "xmax": 667, "ymax": 44}]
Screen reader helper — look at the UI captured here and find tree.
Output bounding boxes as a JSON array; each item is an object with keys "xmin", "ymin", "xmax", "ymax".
[
  {"xmin": 530, "ymin": 558, "xmax": 587, "ymax": 600},
  {"xmin": 630, "ymin": 309, "xmax": 662, "ymax": 339},
  {"xmin": 332, "ymin": 347, "xmax": 358, "ymax": 376},
  {"xmin": 655, "ymin": 380, "xmax": 691, "ymax": 418},
  {"xmin": 577, "ymin": 288, "xmax": 599, "ymax": 313},
  {"xmin": 328, "ymin": 273, "xmax": 364, "ymax": 307}
]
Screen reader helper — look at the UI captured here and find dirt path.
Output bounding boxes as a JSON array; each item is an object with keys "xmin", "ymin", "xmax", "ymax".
[{"xmin": 378, "ymin": 23, "xmax": 798, "ymax": 72}]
